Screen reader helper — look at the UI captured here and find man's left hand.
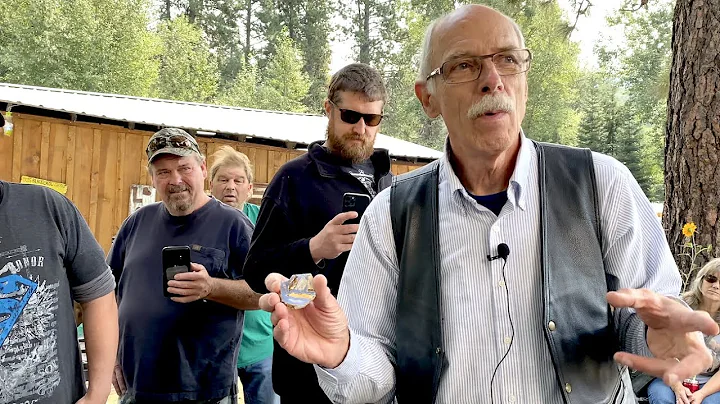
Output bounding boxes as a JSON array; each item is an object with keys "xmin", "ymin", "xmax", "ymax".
[
  {"xmin": 168, "ymin": 263, "xmax": 215, "ymax": 303},
  {"xmin": 608, "ymin": 288, "xmax": 719, "ymax": 387}
]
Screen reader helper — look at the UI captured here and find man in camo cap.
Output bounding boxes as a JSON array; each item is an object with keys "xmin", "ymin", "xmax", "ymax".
[{"xmin": 109, "ymin": 128, "xmax": 261, "ymax": 404}]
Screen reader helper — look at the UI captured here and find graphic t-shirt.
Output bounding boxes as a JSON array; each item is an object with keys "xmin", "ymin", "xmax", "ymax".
[
  {"xmin": 237, "ymin": 203, "xmax": 273, "ymax": 368},
  {"xmin": 0, "ymin": 181, "xmax": 115, "ymax": 404},
  {"xmin": 341, "ymin": 159, "xmax": 377, "ymax": 197},
  {"xmin": 108, "ymin": 198, "xmax": 254, "ymax": 402}
]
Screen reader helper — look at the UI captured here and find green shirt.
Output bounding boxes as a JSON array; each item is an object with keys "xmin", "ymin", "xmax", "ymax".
[{"xmin": 237, "ymin": 203, "xmax": 274, "ymax": 368}]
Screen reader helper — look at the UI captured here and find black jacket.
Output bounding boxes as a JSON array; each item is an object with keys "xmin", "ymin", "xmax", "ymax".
[{"xmin": 243, "ymin": 140, "xmax": 392, "ymax": 398}]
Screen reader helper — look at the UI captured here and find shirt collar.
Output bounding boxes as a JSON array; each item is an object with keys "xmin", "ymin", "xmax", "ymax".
[{"xmin": 440, "ymin": 131, "xmax": 533, "ymax": 211}]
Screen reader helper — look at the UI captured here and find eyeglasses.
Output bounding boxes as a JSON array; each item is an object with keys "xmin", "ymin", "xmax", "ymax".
[
  {"xmin": 704, "ymin": 274, "xmax": 719, "ymax": 284},
  {"xmin": 329, "ymin": 100, "xmax": 384, "ymax": 127},
  {"xmin": 146, "ymin": 134, "xmax": 199, "ymax": 160},
  {"xmin": 426, "ymin": 49, "xmax": 533, "ymax": 84}
]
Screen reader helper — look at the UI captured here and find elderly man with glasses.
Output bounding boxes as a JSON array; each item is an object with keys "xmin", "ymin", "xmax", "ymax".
[
  {"xmin": 108, "ymin": 128, "xmax": 260, "ymax": 404},
  {"xmin": 243, "ymin": 63, "xmax": 393, "ymax": 403},
  {"xmin": 255, "ymin": 5, "xmax": 718, "ymax": 404}
]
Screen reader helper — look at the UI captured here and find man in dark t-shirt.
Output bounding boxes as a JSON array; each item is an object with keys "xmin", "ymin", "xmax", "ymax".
[
  {"xmin": 108, "ymin": 128, "xmax": 260, "ymax": 404},
  {"xmin": 0, "ymin": 181, "xmax": 118, "ymax": 404}
]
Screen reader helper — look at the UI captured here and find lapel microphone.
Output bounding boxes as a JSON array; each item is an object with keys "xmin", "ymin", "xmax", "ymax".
[{"xmin": 486, "ymin": 243, "xmax": 510, "ymax": 262}]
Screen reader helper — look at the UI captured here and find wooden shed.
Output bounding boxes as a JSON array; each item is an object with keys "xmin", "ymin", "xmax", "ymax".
[{"xmin": 0, "ymin": 83, "xmax": 440, "ymax": 253}]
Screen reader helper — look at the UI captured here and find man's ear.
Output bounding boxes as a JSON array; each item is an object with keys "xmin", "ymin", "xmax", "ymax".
[
  {"xmin": 415, "ymin": 81, "xmax": 441, "ymax": 119},
  {"xmin": 324, "ymin": 99, "xmax": 332, "ymax": 117}
]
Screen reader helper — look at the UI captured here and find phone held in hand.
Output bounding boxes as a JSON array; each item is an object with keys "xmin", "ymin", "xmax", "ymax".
[
  {"xmin": 342, "ymin": 192, "xmax": 371, "ymax": 225},
  {"xmin": 162, "ymin": 246, "xmax": 191, "ymax": 298}
]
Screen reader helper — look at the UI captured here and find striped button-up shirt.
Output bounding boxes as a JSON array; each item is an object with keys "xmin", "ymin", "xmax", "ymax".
[{"xmin": 315, "ymin": 134, "xmax": 680, "ymax": 403}]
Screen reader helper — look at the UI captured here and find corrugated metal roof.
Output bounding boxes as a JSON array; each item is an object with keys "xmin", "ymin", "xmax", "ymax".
[{"xmin": 0, "ymin": 83, "xmax": 442, "ymax": 160}]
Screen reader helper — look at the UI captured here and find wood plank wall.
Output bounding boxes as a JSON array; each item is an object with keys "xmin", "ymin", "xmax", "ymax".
[{"xmin": 0, "ymin": 113, "xmax": 427, "ymax": 252}]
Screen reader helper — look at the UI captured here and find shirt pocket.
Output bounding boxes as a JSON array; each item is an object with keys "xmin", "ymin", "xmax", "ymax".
[{"xmin": 189, "ymin": 244, "xmax": 228, "ymax": 278}]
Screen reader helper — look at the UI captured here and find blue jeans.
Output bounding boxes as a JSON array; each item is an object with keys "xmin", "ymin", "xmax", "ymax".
[
  {"xmin": 238, "ymin": 356, "xmax": 280, "ymax": 404},
  {"xmin": 648, "ymin": 378, "xmax": 720, "ymax": 404}
]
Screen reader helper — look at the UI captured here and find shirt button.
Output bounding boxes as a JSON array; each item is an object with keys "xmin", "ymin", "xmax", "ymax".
[
  {"xmin": 548, "ymin": 321, "xmax": 556, "ymax": 331},
  {"xmin": 509, "ymin": 395, "xmax": 517, "ymax": 403},
  {"xmin": 492, "ymin": 226, "xmax": 500, "ymax": 234},
  {"xmin": 499, "ymin": 280, "xmax": 506, "ymax": 287},
  {"xmin": 565, "ymin": 383, "xmax": 572, "ymax": 393},
  {"xmin": 504, "ymin": 336, "xmax": 512, "ymax": 345}
]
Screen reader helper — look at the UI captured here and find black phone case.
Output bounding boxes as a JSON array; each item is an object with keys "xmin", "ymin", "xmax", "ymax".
[
  {"xmin": 342, "ymin": 193, "xmax": 371, "ymax": 225},
  {"xmin": 162, "ymin": 246, "xmax": 191, "ymax": 297}
]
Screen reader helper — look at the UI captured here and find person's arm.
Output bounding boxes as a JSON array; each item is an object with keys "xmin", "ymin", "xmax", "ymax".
[
  {"xmin": 58, "ymin": 192, "xmax": 118, "ymax": 404},
  {"xmin": 206, "ymin": 278, "xmax": 261, "ymax": 309},
  {"xmin": 79, "ymin": 291, "xmax": 118, "ymax": 403},
  {"xmin": 598, "ymin": 157, "xmax": 715, "ymax": 381},
  {"xmin": 694, "ymin": 371, "xmax": 720, "ymax": 402},
  {"xmin": 596, "ymin": 157, "xmax": 681, "ymax": 355},
  {"xmin": 314, "ymin": 189, "xmax": 398, "ymax": 403}
]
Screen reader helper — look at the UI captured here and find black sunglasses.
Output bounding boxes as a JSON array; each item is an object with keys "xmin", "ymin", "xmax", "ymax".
[
  {"xmin": 705, "ymin": 274, "xmax": 719, "ymax": 284},
  {"xmin": 329, "ymin": 100, "xmax": 384, "ymax": 127}
]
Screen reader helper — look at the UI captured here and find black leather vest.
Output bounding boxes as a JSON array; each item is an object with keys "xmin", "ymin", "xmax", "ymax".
[{"xmin": 390, "ymin": 142, "xmax": 626, "ymax": 403}]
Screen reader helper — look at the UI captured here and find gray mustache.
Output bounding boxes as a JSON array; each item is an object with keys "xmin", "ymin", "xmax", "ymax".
[
  {"xmin": 467, "ymin": 95, "xmax": 515, "ymax": 119},
  {"xmin": 168, "ymin": 184, "xmax": 189, "ymax": 193}
]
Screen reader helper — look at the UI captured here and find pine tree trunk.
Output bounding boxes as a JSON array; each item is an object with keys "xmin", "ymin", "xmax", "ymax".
[
  {"xmin": 244, "ymin": 0, "xmax": 252, "ymax": 65},
  {"xmin": 663, "ymin": 0, "xmax": 720, "ymax": 289},
  {"xmin": 357, "ymin": 0, "xmax": 371, "ymax": 64}
]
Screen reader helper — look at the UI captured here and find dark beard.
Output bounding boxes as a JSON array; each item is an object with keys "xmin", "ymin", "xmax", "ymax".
[{"xmin": 326, "ymin": 124, "xmax": 374, "ymax": 164}]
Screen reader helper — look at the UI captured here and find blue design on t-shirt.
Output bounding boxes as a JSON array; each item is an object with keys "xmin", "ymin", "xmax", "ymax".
[{"xmin": 0, "ymin": 274, "xmax": 38, "ymax": 348}]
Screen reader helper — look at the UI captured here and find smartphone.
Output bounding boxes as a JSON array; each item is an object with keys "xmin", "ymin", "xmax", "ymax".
[
  {"xmin": 342, "ymin": 193, "xmax": 371, "ymax": 225},
  {"xmin": 162, "ymin": 246, "xmax": 191, "ymax": 297}
]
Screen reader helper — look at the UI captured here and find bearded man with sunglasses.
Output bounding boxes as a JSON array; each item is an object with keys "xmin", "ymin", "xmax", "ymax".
[
  {"xmin": 243, "ymin": 63, "xmax": 392, "ymax": 403},
  {"xmin": 255, "ymin": 5, "xmax": 719, "ymax": 404},
  {"xmin": 108, "ymin": 128, "xmax": 260, "ymax": 404}
]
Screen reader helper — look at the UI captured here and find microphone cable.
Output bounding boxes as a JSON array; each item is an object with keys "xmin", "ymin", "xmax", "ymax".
[{"xmin": 489, "ymin": 255, "xmax": 515, "ymax": 404}]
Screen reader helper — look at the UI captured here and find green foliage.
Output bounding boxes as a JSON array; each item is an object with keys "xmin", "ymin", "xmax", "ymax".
[
  {"xmin": 154, "ymin": 16, "xmax": 220, "ymax": 103},
  {"xmin": 0, "ymin": 0, "xmax": 675, "ymax": 186},
  {"xmin": 517, "ymin": 2, "xmax": 583, "ymax": 145},
  {"xmin": 256, "ymin": 0, "xmax": 331, "ymax": 112},
  {"xmin": 219, "ymin": 33, "xmax": 311, "ymax": 113},
  {"xmin": 299, "ymin": 0, "xmax": 333, "ymax": 113},
  {"xmin": 257, "ymin": 32, "xmax": 312, "ymax": 112},
  {"xmin": 577, "ymin": 73, "xmax": 618, "ymax": 155},
  {"xmin": 215, "ymin": 62, "xmax": 261, "ymax": 108},
  {"xmin": 0, "ymin": 0, "xmax": 159, "ymax": 96},
  {"xmin": 380, "ymin": 2, "xmax": 449, "ymax": 149},
  {"xmin": 589, "ymin": 0, "xmax": 674, "ymax": 201},
  {"xmin": 338, "ymin": 0, "xmax": 407, "ymax": 69}
]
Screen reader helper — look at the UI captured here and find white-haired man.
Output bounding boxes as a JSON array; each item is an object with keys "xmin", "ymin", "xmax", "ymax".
[
  {"xmin": 210, "ymin": 146, "xmax": 278, "ymax": 404},
  {"xmin": 255, "ymin": 5, "xmax": 717, "ymax": 404}
]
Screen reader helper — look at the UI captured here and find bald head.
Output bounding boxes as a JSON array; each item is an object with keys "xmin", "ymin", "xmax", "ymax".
[{"xmin": 418, "ymin": 5, "xmax": 525, "ymax": 88}]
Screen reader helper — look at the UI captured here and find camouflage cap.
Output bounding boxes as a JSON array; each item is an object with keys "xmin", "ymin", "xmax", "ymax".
[{"xmin": 146, "ymin": 128, "xmax": 201, "ymax": 163}]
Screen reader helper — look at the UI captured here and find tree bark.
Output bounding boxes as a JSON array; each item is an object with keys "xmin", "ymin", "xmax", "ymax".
[
  {"xmin": 357, "ymin": 0, "xmax": 371, "ymax": 64},
  {"xmin": 664, "ymin": 0, "xmax": 720, "ymax": 288},
  {"xmin": 245, "ymin": 0, "xmax": 253, "ymax": 65}
]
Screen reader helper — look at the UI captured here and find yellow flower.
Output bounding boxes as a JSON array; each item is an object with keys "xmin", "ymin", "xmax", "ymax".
[{"xmin": 682, "ymin": 222, "xmax": 697, "ymax": 238}]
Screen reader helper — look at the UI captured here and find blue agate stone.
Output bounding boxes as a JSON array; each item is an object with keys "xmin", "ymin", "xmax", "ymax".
[{"xmin": 280, "ymin": 273, "xmax": 316, "ymax": 309}]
